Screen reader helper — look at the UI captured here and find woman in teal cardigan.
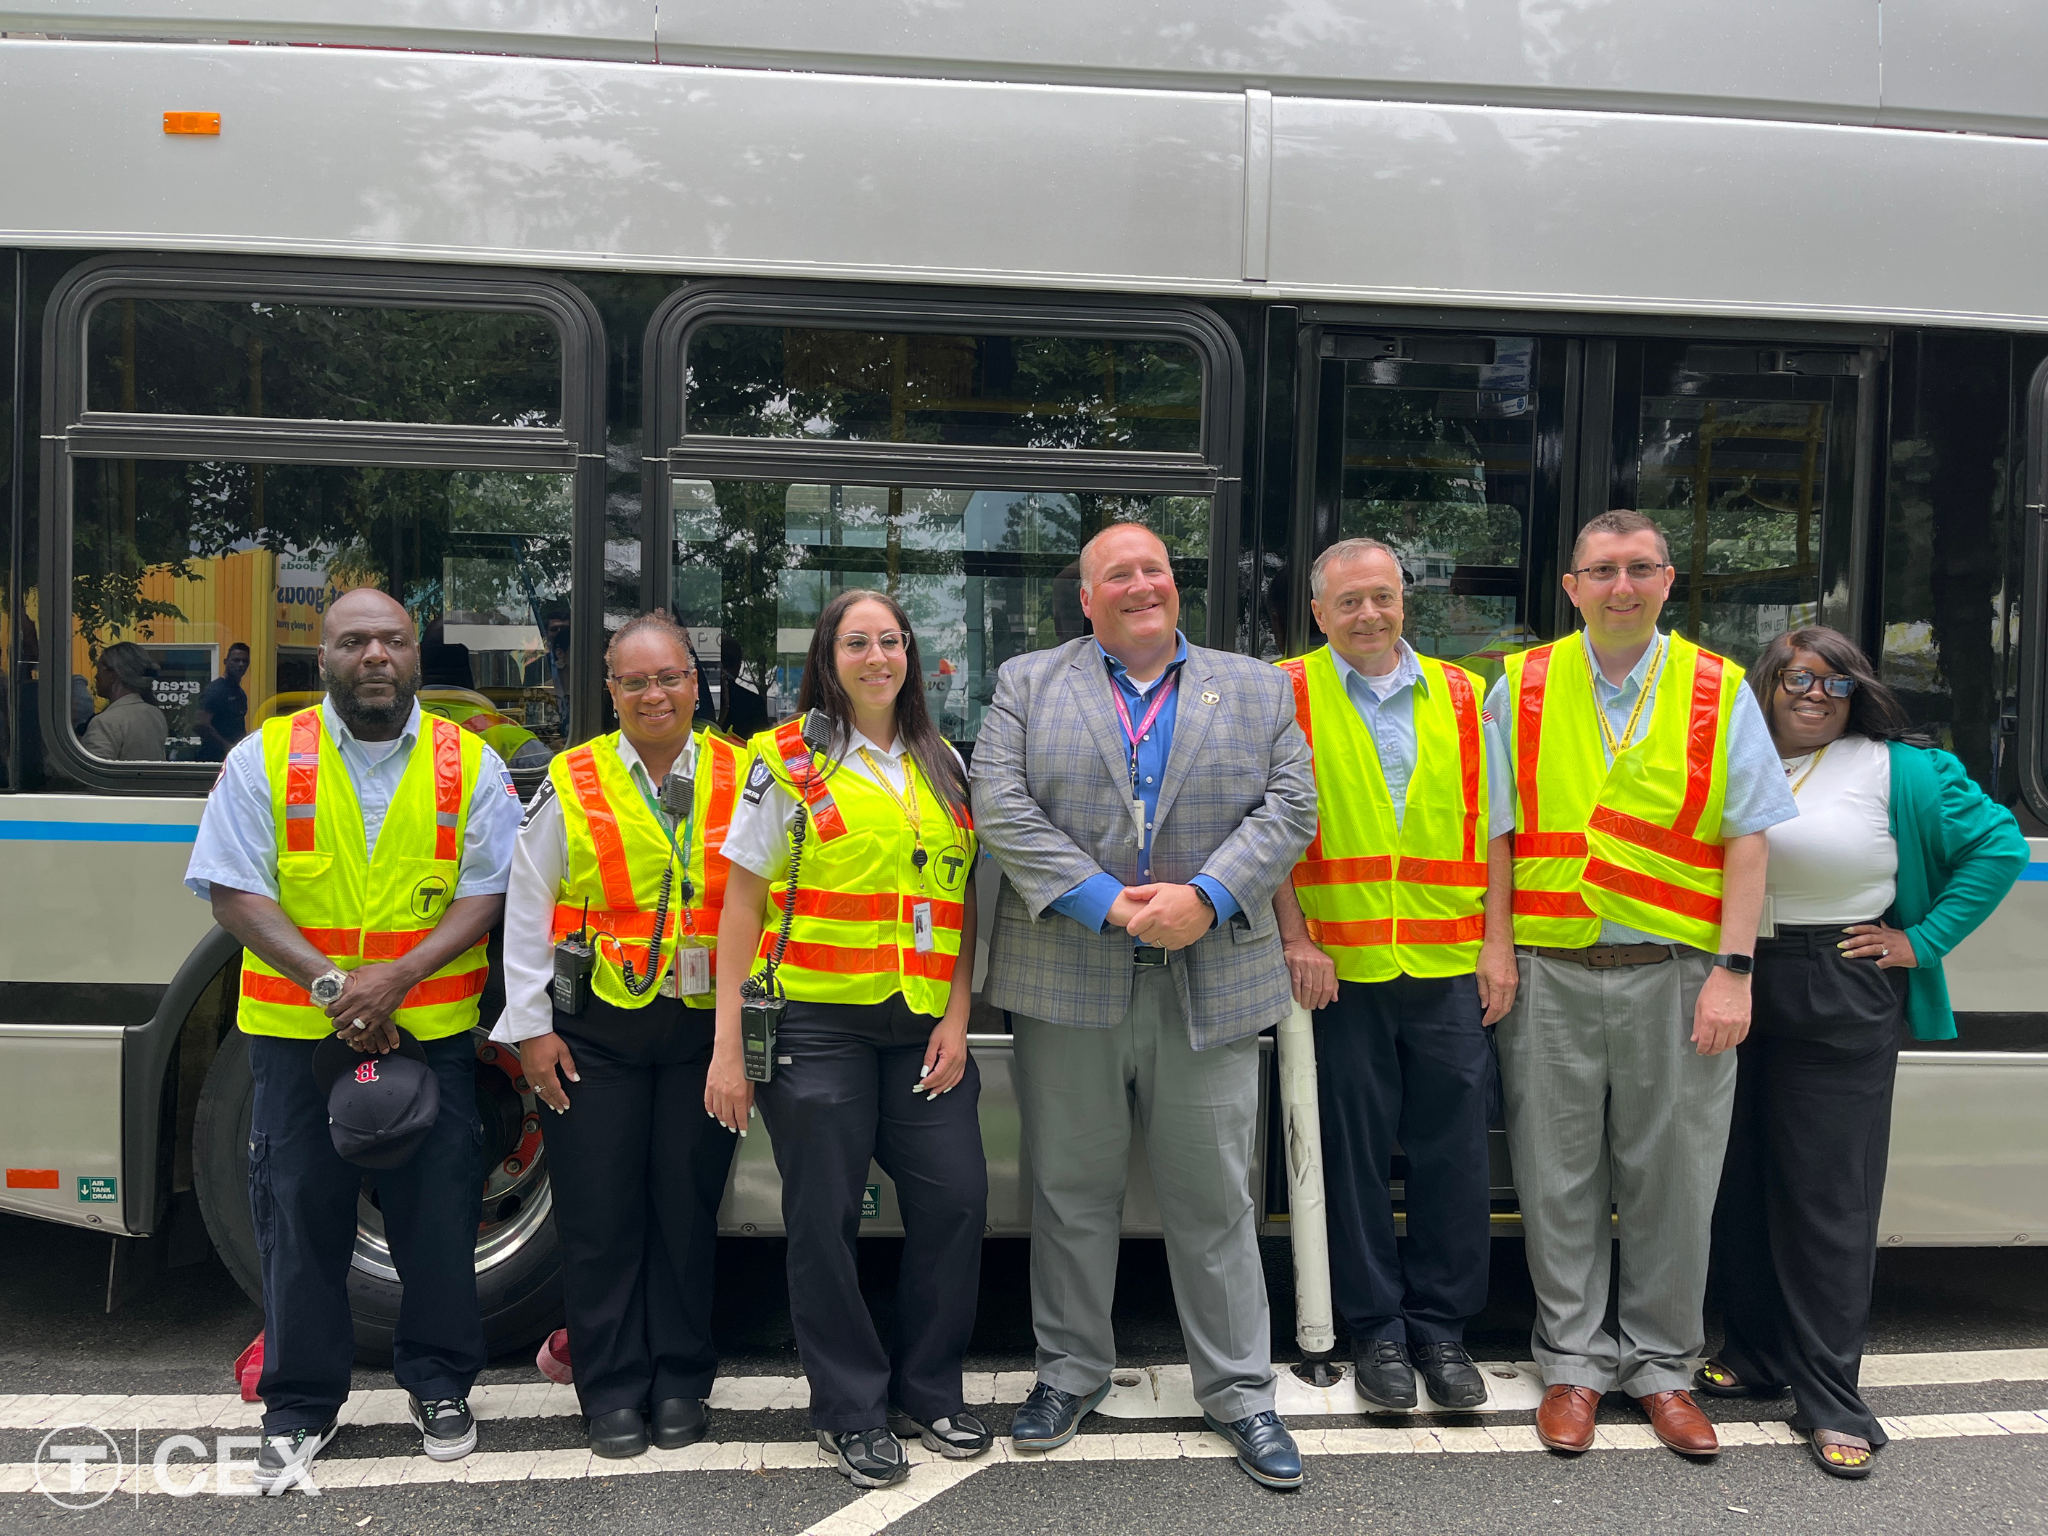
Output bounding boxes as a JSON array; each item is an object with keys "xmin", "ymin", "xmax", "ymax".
[{"xmin": 1699, "ymin": 626, "xmax": 2028, "ymax": 1481}]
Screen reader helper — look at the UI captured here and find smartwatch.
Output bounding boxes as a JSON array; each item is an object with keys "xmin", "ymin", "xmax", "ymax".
[
  {"xmin": 310, "ymin": 968, "xmax": 349, "ymax": 1007},
  {"xmin": 1191, "ymin": 885, "xmax": 1217, "ymax": 928},
  {"xmin": 1711, "ymin": 952, "xmax": 1755, "ymax": 976}
]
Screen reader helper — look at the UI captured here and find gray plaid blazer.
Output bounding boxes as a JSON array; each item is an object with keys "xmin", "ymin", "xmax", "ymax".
[{"xmin": 970, "ymin": 637, "xmax": 1315, "ymax": 1048}]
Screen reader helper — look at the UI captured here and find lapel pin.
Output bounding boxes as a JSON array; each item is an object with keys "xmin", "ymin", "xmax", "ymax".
[{"xmin": 1200, "ymin": 689, "xmax": 1220, "ymax": 706}]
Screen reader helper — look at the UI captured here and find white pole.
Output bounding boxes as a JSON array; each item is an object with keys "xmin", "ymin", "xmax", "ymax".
[{"xmin": 1275, "ymin": 999, "xmax": 1336, "ymax": 1359}]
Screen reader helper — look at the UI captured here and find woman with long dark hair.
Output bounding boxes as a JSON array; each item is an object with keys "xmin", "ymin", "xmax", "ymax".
[
  {"xmin": 709, "ymin": 588, "xmax": 988, "ymax": 1489},
  {"xmin": 1700, "ymin": 626, "xmax": 2026, "ymax": 1479}
]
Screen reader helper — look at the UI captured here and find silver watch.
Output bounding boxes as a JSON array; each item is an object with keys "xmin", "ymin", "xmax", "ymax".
[{"xmin": 309, "ymin": 968, "xmax": 349, "ymax": 1007}]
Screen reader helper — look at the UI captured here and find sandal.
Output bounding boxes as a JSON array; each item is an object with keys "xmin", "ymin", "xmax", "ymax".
[
  {"xmin": 1692, "ymin": 1359, "xmax": 1782, "ymax": 1399},
  {"xmin": 1806, "ymin": 1429, "xmax": 1875, "ymax": 1480}
]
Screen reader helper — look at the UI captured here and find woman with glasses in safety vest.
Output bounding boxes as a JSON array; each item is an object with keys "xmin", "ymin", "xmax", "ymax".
[
  {"xmin": 709, "ymin": 588, "xmax": 988, "ymax": 1491},
  {"xmin": 492, "ymin": 611, "xmax": 749, "ymax": 1460}
]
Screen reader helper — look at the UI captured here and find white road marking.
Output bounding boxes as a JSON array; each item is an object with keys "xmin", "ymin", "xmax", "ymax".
[
  {"xmin": 3, "ymin": 1409, "xmax": 2044, "ymax": 1499},
  {"xmin": 5, "ymin": 1347, "xmax": 2045, "ymax": 1432}
]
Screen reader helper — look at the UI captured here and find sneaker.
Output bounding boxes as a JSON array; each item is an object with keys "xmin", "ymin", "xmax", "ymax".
[
  {"xmin": 816, "ymin": 1426, "xmax": 909, "ymax": 1487},
  {"xmin": 888, "ymin": 1406, "xmax": 993, "ymax": 1459},
  {"xmin": 406, "ymin": 1394, "xmax": 478, "ymax": 1462},
  {"xmin": 251, "ymin": 1419, "xmax": 338, "ymax": 1494}
]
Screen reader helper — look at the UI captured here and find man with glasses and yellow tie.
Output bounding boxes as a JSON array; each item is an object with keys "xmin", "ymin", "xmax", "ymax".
[{"xmin": 1483, "ymin": 511, "xmax": 1796, "ymax": 1460}]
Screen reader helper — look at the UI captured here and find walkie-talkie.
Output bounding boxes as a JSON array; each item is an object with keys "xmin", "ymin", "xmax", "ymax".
[
  {"xmin": 552, "ymin": 899, "xmax": 594, "ymax": 1016},
  {"xmin": 740, "ymin": 709, "xmax": 833, "ymax": 1082},
  {"xmin": 659, "ymin": 767, "xmax": 693, "ymax": 819}
]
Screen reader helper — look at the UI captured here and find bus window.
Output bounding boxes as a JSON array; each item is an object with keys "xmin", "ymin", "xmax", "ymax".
[
  {"xmin": 67, "ymin": 459, "xmax": 575, "ymax": 767},
  {"xmin": 85, "ymin": 299, "xmax": 562, "ymax": 428},
  {"xmin": 684, "ymin": 325, "xmax": 1203, "ymax": 454},
  {"xmin": 674, "ymin": 477, "xmax": 1209, "ymax": 748}
]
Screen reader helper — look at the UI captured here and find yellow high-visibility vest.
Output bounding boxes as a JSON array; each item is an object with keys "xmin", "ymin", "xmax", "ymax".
[
  {"xmin": 746, "ymin": 718, "xmax": 977, "ymax": 1018},
  {"xmin": 1504, "ymin": 632, "xmax": 1741, "ymax": 951},
  {"xmin": 1279, "ymin": 647, "xmax": 1489, "ymax": 981},
  {"xmin": 550, "ymin": 727, "xmax": 747, "ymax": 1010},
  {"xmin": 238, "ymin": 706, "xmax": 489, "ymax": 1039}
]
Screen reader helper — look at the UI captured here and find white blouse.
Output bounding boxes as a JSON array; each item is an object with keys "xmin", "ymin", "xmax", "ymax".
[{"xmin": 1764, "ymin": 733, "xmax": 1898, "ymax": 927}]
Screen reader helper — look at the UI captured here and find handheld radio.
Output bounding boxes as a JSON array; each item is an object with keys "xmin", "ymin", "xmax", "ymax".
[
  {"xmin": 740, "ymin": 708, "xmax": 832, "ymax": 1082},
  {"xmin": 552, "ymin": 899, "xmax": 595, "ymax": 1016}
]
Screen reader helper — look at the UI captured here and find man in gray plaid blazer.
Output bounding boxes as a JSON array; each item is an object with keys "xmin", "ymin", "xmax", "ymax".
[{"xmin": 970, "ymin": 524, "xmax": 1316, "ymax": 1490}]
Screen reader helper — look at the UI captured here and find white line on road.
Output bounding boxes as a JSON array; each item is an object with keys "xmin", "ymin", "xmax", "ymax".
[
  {"xmin": 2, "ymin": 1408, "xmax": 2044, "ymax": 1503},
  {"xmin": 4, "ymin": 1347, "xmax": 2043, "ymax": 1433}
]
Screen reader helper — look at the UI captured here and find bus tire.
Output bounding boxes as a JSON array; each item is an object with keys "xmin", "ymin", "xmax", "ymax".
[{"xmin": 191, "ymin": 1026, "xmax": 565, "ymax": 1364}]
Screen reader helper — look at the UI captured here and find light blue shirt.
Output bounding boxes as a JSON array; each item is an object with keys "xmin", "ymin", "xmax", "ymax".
[
  {"xmin": 185, "ymin": 699, "xmax": 521, "ymax": 903},
  {"xmin": 1049, "ymin": 632, "xmax": 1242, "ymax": 936},
  {"xmin": 1328, "ymin": 640, "xmax": 1514, "ymax": 840},
  {"xmin": 1481, "ymin": 630, "xmax": 1796, "ymax": 946}
]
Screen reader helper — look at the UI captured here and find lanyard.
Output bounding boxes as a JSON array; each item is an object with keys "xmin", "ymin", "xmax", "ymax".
[
  {"xmin": 1590, "ymin": 635, "xmax": 1665, "ymax": 757},
  {"xmin": 856, "ymin": 746, "xmax": 930, "ymax": 884},
  {"xmin": 1109, "ymin": 670, "xmax": 1178, "ymax": 789},
  {"xmin": 632, "ymin": 771, "xmax": 697, "ymax": 929},
  {"xmin": 1786, "ymin": 743, "xmax": 1831, "ymax": 797}
]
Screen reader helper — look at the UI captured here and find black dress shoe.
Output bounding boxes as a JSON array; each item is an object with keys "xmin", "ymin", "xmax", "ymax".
[
  {"xmin": 1010, "ymin": 1379, "xmax": 1112, "ymax": 1452},
  {"xmin": 1203, "ymin": 1410, "xmax": 1304, "ymax": 1490},
  {"xmin": 1352, "ymin": 1339, "xmax": 1417, "ymax": 1410},
  {"xmin": 651, "ymin": 1397, "xmax": 709, "ymax": 1450},
  {"xmin": 588, "ymin": 1406, "xmax": 648, "ymax": 1459},
  {"xmin": 1411, "ymin": 1341, "xmax": 1488, "ymax": 1410}
]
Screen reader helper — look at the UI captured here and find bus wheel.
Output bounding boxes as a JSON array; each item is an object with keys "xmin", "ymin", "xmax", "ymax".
[{"xmin": 191, "ymin": 1027, "xmax": 565, "ymax": 1363}]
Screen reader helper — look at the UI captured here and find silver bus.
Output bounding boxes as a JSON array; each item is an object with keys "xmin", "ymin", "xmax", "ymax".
[{"xmin": 3, "ymin": 1, "xmax": 2046, "ymax": 1356}]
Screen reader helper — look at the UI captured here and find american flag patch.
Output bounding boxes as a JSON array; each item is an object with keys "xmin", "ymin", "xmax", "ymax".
[
  {"xmin": 1481, "ymin": 709, "xmax": 1494, "ymax": 724},
  {"xmin": 499, "ymin": 768, "xmax": 519, "ymax": 798}
]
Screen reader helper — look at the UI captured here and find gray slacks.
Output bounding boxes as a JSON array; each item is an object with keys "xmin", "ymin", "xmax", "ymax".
[
  {"xmin": 1013, "ymin": 968, "xmax": 1275, "ymax": 1422},
  {"xmin": 1495, "ymin": 948, "xmax": 1735, "ymax": 1397}
]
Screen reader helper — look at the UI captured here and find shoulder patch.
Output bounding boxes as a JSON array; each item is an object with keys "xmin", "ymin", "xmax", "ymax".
[
  {"xmin": 741, "ymin": 755, "xmax": 776, "ymax": 805},
  {"xmin": 498, "ymin": 766, "xmax": 519, "ymax": 799},
  {"xmin": 519, "ymin": 776, "xmax": 557, "ymax": 830}
]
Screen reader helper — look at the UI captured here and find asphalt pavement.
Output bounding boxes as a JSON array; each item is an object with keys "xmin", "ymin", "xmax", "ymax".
[{"xmin": 3, "ymin": 1211, "xmax": 2046, "ymax": 1533}]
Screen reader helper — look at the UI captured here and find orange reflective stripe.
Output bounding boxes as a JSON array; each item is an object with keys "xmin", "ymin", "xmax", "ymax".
[
  {"xmin": 773, "ymin": 719, "xmax": 849, "ymax": 841},
  {"xmin": 1673, "ymin": 651, "xmax": 1725, "ymax": 840},
  {"xmin": 1583, "ymin": 859, "xmax": 1723, "ymax": 924},
  {"xmin": 1512, "ymin": 889, "xmax": 1597, "ymax": 919},
  {"xmin": 702, "ymin": 741, "xmax": 740, "ymax": 909},
  {"xmin": 432, "ymin": 718, "xmax": 463, "ymax": 862},
  {"xmin": 564, "ymin": 746, "xmax": 638, "ymax": 913},
  {"xmin": 1398, "ymin": 914, "xmax": 1487, "ymax": 944},
  {"xmin": 1305, "ymin": 917, "xmax": 1394, "ymax": 948},
  {"xmin": 242, "ymin": 954, "xmax": 486, "ymax": 1009},
  {"xmin": 551, "ymin": 903, "xmax": 720, "ymax": 942},
  {"xmin": 1589, "ymin": 805, "xmax": 1724, "ymax": 871},
  {"xmin": 1395, "ymin": 856, "xmax": 1488, "ymax": 887},
  {"xmin": 1514, "ymin": 831, "xmax": 1587, "ymax": 859},
  {"xmin": 757, "ymin": 938, "xmax": 900, "ymax": 975},
  {"xmin": 297, "ymin": 926, "xmax": 360, "ymax": 955},
  {"xmin": 902, "ymin": 948, "xmax": 961, "ymax": 981},
  {"xmin": 1293, "ymin": 854, "xmax": 1393, "ymax": 887},
  {"xmin": 241, "ymin": 971, "xmax": 319, "ymax": 1006},
  {"xmin": 1442, "ymin": 663, "xmax": 1483, "ymax": 861},
  {"xmin": 769, "ymin": 888, "xmax": 899, "ymax": 923},
  {"xmin": 1515, "ymin": 646, "xmax": 1551, "ymax": 835},
  {"xmin": 901, "ymin": 895, "xmax": 965, "ymax": 929},
  {"xmin": 1278, "ymin": 658, "xmax": 1323, "ymax": 861},
  {"xmin": 364, "ymin": 930, "xmax": 432, "ymax": 960},
  {"xmin": 285, "ymin": 711, "xmax": 321, "ymax": 852}
]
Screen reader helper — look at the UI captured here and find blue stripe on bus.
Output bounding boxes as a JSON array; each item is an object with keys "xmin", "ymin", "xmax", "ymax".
[
  {"xmin": 2020, "ymin": 865, "xmax": 2048, "ymax": 881},
  {"xmin": 0, "ymin": 820, "xmax": 198, "ymax": 843}
]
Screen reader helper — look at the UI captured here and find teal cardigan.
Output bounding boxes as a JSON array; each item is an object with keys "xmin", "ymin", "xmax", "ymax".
[{"xmin": 1884, "ymin": 741, "xmax": 2031, "ymax": 1040}]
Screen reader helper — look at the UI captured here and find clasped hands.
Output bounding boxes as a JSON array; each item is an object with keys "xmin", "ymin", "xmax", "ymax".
[
  {"xmin": 321, "ymin": 962, "xmax": 413, "ymax": 1055},
  {"xmin": 1107, "ymin": 884, "xmax": 1214, "ymax": 950}
]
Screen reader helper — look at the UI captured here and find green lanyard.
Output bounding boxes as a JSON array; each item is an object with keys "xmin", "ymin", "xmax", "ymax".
[{"xmin": 633, "ymin": 765, "xmax": 697, "ymax": 926}]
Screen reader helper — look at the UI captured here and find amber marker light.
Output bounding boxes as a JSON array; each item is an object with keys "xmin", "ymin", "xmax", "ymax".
[{"xmin": 163, "ymin": 111, "xmax": 221, "ymax": 135}]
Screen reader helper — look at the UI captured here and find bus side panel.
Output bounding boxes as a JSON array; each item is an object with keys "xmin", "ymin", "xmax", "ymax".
[
  {"xmin": 1883, "ymin": 1054, "xmax": 2048, "ymax": 1245},
  {"xmin": 0, "ymin": 1025, "xmax": 127, "ymax": 1231},
  {"xmin": 1939, "ymin": 840, "xmax": 2048, "ymax": 1014},
  {"xmin": 0, "ymin": 798, "xmax": 211, "ymax": 985}
]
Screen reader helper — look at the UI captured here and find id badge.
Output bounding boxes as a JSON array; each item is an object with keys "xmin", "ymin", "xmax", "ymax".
[
  {"xmin": 1130, "ymin": 797, "xmax": 1148, "ymax": 845},
  {"xmin": 912, "ymin": 900, "xmax": 936, "ymax": 954},
  {"xmin": 665, "ymin": 941, "xmax": 713, "ymax": 998},
  {"xmin": 1756, "ymin": 894, "xmax": 1777, "ymax": 940}
]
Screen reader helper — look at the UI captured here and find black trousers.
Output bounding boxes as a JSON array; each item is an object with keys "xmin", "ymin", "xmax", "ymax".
[
  {"xmin": 246, "ymin": 1030, "xmax": 487, "ymax": 1435},
  {"xmin": 753, "ymin": 995, "xmax": 988, "ymax": 1432},
  {"xmin": 1710, "ymin": 924, "xmax": 1906, "ymax": 1446},
  {"xmin": 541, "ymin": 995, "xmax": 738, "ymax": 1419},
  {"xmin": 1314, "ymin": 973, "xmax": 1494, "ymax": 1347}
]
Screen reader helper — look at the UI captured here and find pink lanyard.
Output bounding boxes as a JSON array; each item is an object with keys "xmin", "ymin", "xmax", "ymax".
[{"xmin": 1109, "ymin": 672, "xmax": 1177, "ymax": 789}]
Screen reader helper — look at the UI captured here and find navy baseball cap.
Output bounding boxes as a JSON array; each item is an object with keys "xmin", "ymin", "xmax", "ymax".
[{"xmin": 311, "ymin": 1032, "xmax": 441, "ymax": 1170}]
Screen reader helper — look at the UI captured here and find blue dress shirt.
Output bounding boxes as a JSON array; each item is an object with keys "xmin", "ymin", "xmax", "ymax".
[
  {"xmin": 1481, "ymin": 630, "xmax": 1796, "ymax": 946},
  {"xmin": 185, "ymin": 699, "xmax": 521, "ymax": 903},
  {"xmin": 1049, "ymin": 633, "xmax": 1243, "ymax": 935},
  {"xmin": 1329, "ymin": 640, "xmax": 1514, "ymax": 840}
]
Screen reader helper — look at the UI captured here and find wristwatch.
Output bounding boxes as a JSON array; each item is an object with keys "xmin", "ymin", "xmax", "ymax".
[
  {"xmin": 1191, "ymin": 885, "xmax": 1217, "ymax": 928},
  {"xmin": 309, "ymin": 968, "xmax": 349, "ymax": 1007},
  {"xmin": 1711, "ymin": 952, "xmax": 1755, "ymax": 976}
]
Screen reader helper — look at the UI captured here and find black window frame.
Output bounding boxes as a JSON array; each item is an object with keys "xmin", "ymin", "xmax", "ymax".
[
  {"xmin": 641, "ymin": 282, "xmax": 1245, "ymax": 651},
  {"xmin": 40, "ymin": 254, "xmax": 608, "ymax": 795},
  {"xmin": 2018, "ymin": 354, "xmax": 2048, "ymax": 823}
]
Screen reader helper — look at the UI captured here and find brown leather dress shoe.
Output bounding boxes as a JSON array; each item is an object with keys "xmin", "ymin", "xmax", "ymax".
[
  {"xmin": 1535, "ymin": 1385, "xmax": 1601, "ymax": 1453},
  {"xmin": 1635, "ymin": 1389, "xmax": 1719, "ymax": 1456}
]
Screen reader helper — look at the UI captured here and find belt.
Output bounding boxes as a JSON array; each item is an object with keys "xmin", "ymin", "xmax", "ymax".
[
  {"xmin": 1132, "ymin": 945, "xmax": 1169, "ymax": 968},
  {"xmin": 1520, "ymin": 943, "xmax": 1675, "ymax": 968}
]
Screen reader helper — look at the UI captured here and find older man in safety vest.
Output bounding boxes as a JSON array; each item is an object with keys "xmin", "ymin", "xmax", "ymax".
[
  {"xmin": 1273, "ymin": 538, "xmax": 1517, "ymax": 1414},
  {"xmin": 185, "ymin": 587, "xmax": 521, "ymax": 1491},
  {"xmin": 1485, "ymin": 511, "xmax": 1796, "ymax": 1459}
]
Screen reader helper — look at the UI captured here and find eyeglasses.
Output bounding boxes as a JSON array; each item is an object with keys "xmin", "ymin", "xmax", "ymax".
[
  {"xmin": 838, "ymin": 631, "xmax": 908, "ymax": 657},
  {"xmin": 609, "ymin": 669, "xmax": 694, "ymax": 694},
  {"xmin": 1570, "ymin": 561, "xmax": 1670, "ymax": 585},
  {"xmin": 1781, "ymin": 668, "xmax": 1857, "ymax": 699}
]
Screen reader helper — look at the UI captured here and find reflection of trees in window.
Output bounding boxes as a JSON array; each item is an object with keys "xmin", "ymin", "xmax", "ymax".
[{"xmin": 1340, "ymin": 388, "xmax": 1525, "ymax": 567}]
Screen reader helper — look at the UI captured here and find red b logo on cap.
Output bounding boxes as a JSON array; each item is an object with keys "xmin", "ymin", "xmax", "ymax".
[{"xmin": 355, "ymin": 1061, "xmax": 378, "ymax": 1084}]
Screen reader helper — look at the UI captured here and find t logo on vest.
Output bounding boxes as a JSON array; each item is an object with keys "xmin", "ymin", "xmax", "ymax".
[{"xmin": 410, "ymin": 876, "xmax": 450, "ymax": 921}]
